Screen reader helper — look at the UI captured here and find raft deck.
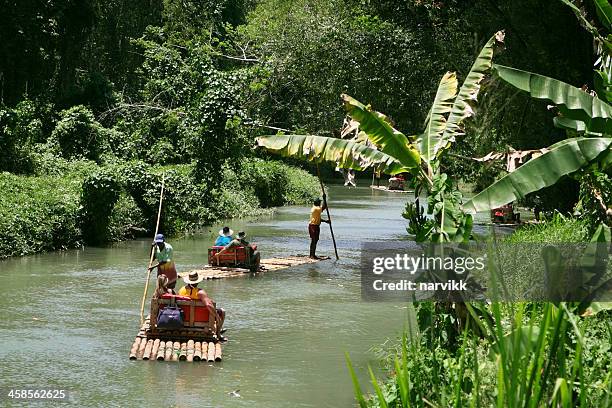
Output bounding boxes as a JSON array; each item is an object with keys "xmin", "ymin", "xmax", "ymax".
[
  {"xmin": 370, "ymin": 185, "xmax": 413, "ymax": 193},
  {"xmin": 129, "ymin": 318, "xmax": 223, "ymax": 362},
  {"xmin": 181, "ymin": 255, "xmax": 331, "ymax": 280}
]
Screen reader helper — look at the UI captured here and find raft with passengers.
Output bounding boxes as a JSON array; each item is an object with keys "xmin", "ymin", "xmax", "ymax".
[{"xmin": 129, "ymin": 177, "xmax": 336, "ymax": 362}]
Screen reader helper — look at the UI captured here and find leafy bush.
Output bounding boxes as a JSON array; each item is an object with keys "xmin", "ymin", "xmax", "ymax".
[
  {"xmin": 107, "ymin": 193, "xmax": 147, "ymax": 240},
  {"xmin": 0, "ymin": 99, "xmax": 44, "ymax": 174},
  {"xmin": 0, "ymin": 173, "xmax": 82, "ymax": 258},
  {"xmin": 239, "ymin": 158, "xmax": 319, "ymax": 207},
  {"xmin": 49, "ymin": 105, "xmax": 108, "ymax": 162},
  {"xmin": 80, "ymin": 168, "xmax": 121, "ymax": 244}
]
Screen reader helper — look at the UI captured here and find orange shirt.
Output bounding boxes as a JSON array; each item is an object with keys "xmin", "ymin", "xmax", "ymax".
[
  {"xmin": 310, "ymin": 206, "xmax": 322, "ymax": 225},
  {"xmin": 178, "ymin": 286, "xmax": 199, "ymax": 300}
]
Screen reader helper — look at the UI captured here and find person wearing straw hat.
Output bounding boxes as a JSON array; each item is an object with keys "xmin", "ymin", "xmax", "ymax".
[
  {"xmin": 178, "ymin": 271, "xmax": 226, "ymax": 339},
  {"xmin": 214, "ymin": 226, "xmax": 234, "ymax": 246},
  {"xmin": 149, "ymin": 233, "xmax": 177, "ymax": 289}
]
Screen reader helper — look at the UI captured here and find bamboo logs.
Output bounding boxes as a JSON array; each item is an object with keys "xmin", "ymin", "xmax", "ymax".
[
  {"xmin": 129, "ymin": 337, "xmax": 222, "ymax": 362},
  {"xmin": 214, "ymin": 343, "xmax": 222, "ymax": 361},
  {"xmin": 143, "ymin": 339, "xmax": 154, "ymax": 360},
  {"xmin": 207, "ymin": 342, "xmax": 215, "ymax": 362},
  {"xmin": 156, "ymin": 340, "xmax": 166, "ymax": 361},
  {"xmin": 187, "ymin": 340, "xmax": 194, "ymax": 362},
  {"xmin": 194, "ymin": 342, "xmax": 202, "ymax": 361},
  {"xmin": 129, "ymin": 337, "xmax": 142, "ymax": 360},
  {"xmin": 204, "ymin": 342, "xmax": 210, "ymax": 362},
  {"xmin": 136, "ymin": 337, "xmax": 147, "ymax": 360},
  {"xmin": 164, "ymin": 341, "xmax": 173, "ymax": 361},
  {"xmin": 171, "ymin": 342, "xmax": 180, "ymax": 362},
  {"xmin": 179, "ymin": 342, "xmax": 187, "ymax": 361},
  {"xmin": 151, "ymin": 339, "xmax": 161, "ymax": 360}
]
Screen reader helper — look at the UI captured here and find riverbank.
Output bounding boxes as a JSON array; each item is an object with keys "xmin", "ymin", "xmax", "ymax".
[{"xmin": 0, "ymin": 158, "xmax": 319, "ymax": 259}]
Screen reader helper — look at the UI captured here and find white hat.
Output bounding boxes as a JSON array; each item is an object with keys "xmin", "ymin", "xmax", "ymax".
[{"xmin": 218, "ymin": 227, "xmax": 234, "ymax": 237}]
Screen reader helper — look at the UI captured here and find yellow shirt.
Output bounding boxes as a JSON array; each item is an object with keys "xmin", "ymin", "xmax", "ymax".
[
  {"xmin": 310, "ymin": 206, "xmax": 322, "ymax": 225},
  {"xmin": 178, "ymin": 286, "xmax": 199, "ymax": 300}
]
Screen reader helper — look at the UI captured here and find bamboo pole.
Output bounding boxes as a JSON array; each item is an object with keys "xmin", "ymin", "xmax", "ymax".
[
  {"xmin": 139, "ymin": 174, "xmax": 166, "ymax": 326},
  {"xmin": 156, "ymin": 341, "xmax": 166, "ymax": 361},
  {"xmin": 129, "ymin": 337, "xmax": 142, "ymax": 360},
  {"xmin": 316, "ymin": 164, "xmax": 339, "ymax": 260},
  {"xmin": 207, "ymin": 342, "xmax": 215, "ymax": 362},
  {"xmin": 179, "ymin": 342, "xmax": 187, "ymax": 361},
  {"xmin": 201, "ymin": 342, "xmax": 208, "ymax": 359},
  {"xmin": 171, "ymin": 342, "xmax": 180, "ymax": 362},
  {"xmin": 187, "ymin": 340, "xmax": 194, "ymax": 362},
  {"xmin": 136, "ymin": 338, "xmax": 147, "ymax": 360},
  {"xmin": 194, "ymin": 342, "xmax": 202, "ymax": 361},
  {"xmin": 164, "ymin": 341, "xmax": 173, "ymax": 361},
  {"xmin": 143, "ymin": 339, "xmax": 154, "ymax": 360},
  {"xmin": 214, "ymin": 343, "xmax": 222, "ymax": 362},
  {"xmin": 151, "ymin": 339, "xmax": 161, "ymax": 360}
]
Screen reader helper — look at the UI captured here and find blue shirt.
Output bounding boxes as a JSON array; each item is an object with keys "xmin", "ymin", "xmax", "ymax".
[{"xmin": 215, "ymin": 236, "xmax": 232, "ymax": 246}]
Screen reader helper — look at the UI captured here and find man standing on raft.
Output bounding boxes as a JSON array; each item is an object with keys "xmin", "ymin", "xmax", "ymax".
[
  {"xmin": 149, "ymin": 234, "xmax": 178, "ymax": 289},
  {"xmin": 309, "ymin": 194, "xmax": 330, "ymax": 259}
]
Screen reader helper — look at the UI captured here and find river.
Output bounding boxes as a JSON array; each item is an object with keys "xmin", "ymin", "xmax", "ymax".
[{"xmin": 0, "ymin": 185, "xmax": 496, "ymax": 407}]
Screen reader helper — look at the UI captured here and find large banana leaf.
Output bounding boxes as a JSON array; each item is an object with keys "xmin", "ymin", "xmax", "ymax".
[
  {"xmin": 594, "ymin": 0, "xmax": 612, "ymax": 31},
  {"xmin": 419, "ymin": 72, "xmax": 458, "ymax": 161},
  {"xmin": 463, "ymin": 137, "xmax": 612, "ymax": 213},
  {"xmin": 341, "ymin": 94, "xmax": 421, "ymax": 170},
  {"xmin": 493, "ymin": 64, "xmax": 612, "ymax": 134},
  {"xmin": 437, "ymin": 31, "xmax": 504, "ymax": 156},
  {"xmin": 256, "ymin": 134, "xmax": 410, "ymax": 175}
]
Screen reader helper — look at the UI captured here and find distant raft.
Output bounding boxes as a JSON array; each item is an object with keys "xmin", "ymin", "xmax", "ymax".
[{"xmin": 181, "ymin": 255, "xmax": 331, "ymax": 280}]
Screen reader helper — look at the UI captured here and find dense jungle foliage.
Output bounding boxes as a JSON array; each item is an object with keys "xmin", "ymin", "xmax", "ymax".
[{"xmin": 0, "ymin": 2, "xmax": 596, "ymax": 245}]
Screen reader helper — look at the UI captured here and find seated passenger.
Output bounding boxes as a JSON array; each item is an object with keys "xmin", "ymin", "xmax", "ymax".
[
  {"xmin": 214, "ymin": 231, "xmax": 261, "ymax": 271},
  {"xmin": 214, "ymin": 226, "xmax": 233, "ymax": 247},
  {"xmin": 179, "ymin": 271, "xmax": 226, "ymax": 339},
  {"xmin": 154, "ymin": 275, "xmax": 176, "ymax": 299}
]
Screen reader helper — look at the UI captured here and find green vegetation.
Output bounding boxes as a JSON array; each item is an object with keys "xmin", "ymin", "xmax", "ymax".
[
  {"xmin": 348, "ymin": 301, "xmax": 612, "ymax": 407},
  {"xmin": 2, "ymin": 1, "xmax": 611, "ymax": 406},
  {"xmin": 0, "ymin": 159, "xmax": 317, "ymax": 259},
  {"xmin": 255, "ymin": 2, "xmax": 612, "ymax": 406},
  {"xmin": 348, "ymin": 219, "xmax": 612, "ymax": 407}
]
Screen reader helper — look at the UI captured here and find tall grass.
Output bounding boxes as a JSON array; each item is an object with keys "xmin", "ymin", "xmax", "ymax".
[{"xmin": 347, "ymin": 302, "xmax": 611, "ymax": 407}]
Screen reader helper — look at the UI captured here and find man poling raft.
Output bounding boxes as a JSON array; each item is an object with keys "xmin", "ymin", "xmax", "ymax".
[
  {"xmin": 309, "ymin": 196, "xmax": 330, "ymax": 259},
  {"xmin": 148, "ymin": 234, "xmax": 177, "ymax": 289}
]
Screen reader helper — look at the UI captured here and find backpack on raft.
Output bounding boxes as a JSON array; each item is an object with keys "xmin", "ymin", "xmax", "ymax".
[{"xmin": 157, "ymin": 302, "xmax": 184, "ymax": 329}]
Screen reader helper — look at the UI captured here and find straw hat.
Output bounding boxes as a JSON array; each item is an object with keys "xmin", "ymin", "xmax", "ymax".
[{"xmin": 183, "ymin": 271, "xmax": 204, "ymax": 285}]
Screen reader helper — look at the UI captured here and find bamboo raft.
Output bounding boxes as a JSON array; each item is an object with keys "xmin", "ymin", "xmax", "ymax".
[
  {"xmin": 129, "ymin": 318, "xmax": 223, "ymax": 362},
  {"xmin": 370, "ymin": 185, "xmax": 413, "ymax": 194},
  {"xmin": 180, "ymin": 255, "xmax": 331, "ymax": 280}
]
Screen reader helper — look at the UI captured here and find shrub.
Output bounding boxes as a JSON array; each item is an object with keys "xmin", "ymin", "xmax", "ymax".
[
  {"xmin": 108, "ymin": 193, "xmax": 147, "ymax": 240},
  {"xmin": 239, "ymin": 158, "xmax": 319, "ymax": 207},
  {"xmin": 49, "ymin": 105, "xmax": 108, "ymax": 162},
  {"xmin": 0, "ymin": 173, "xmax": 82, "ymax": 258},
  {"xmin": 0, "ymin": 99, "xmax": 44, "ymax": 174},
  {"xmin": 80, "ymin": 168, "xmax": 121, "ymax": 244}
]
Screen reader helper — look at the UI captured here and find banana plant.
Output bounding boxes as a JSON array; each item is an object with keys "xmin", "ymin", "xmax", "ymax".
[
  {"xmin": 464, "ymin": 137, "xmax": 612, "ymax": 213},
  {"xmin": 258, "ymin": 31, "xmax": 505, "ymax": 242}
]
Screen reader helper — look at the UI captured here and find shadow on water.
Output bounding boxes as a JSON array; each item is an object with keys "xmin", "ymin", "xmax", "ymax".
[{"xmin": 0, "ymin": 184, "xmax": 510, "ymax": 407}]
